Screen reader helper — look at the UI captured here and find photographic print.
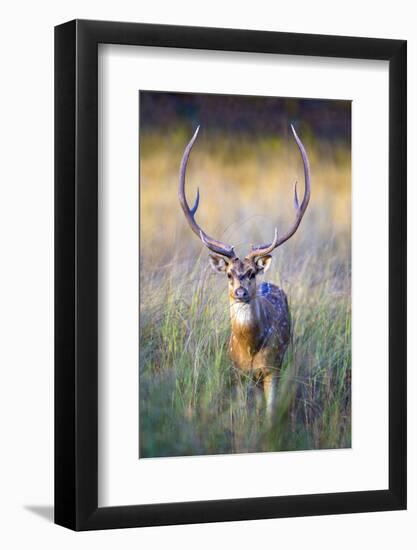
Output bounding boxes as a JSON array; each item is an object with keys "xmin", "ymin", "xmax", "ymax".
[{"xmin": 139, "ymin": 91, "xmax": 351, "ymax": 458}]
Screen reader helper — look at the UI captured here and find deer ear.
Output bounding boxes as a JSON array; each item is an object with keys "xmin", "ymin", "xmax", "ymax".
[
  {"xmin": 209, "ymin": 254, "xmax": 229, "ymax": 273},
  {"xmin": 256, "ymin": 255, "xmax": 272, "ymax": 274}
]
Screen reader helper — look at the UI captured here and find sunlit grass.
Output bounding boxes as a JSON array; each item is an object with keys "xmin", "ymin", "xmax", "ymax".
[{"xmin": 139, "ymin": 131, "xmax": 351, "ymax": 457}]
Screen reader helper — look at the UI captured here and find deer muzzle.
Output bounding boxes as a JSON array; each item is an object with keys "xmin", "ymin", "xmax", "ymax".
[{"xmin": 234, "ymin": 287, "xmax": 250, "ymax": 302}]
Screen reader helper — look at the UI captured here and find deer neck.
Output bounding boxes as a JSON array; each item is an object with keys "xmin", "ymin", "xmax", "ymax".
[{"xmin": 229, "ymin": 296, "xmax": 265, "ymax": 349}]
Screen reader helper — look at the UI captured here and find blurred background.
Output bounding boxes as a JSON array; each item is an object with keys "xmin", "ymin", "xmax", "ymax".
[
  {"xmin": 139, "ymin": 91, "xmax": 351, "ymax": 458},
  {"xmin": 140, "ymin": 92, "xmax": 351, "ymax": 270}
]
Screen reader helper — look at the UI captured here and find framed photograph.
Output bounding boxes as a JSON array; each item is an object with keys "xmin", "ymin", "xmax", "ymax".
[{"xmin": 55, "ymin": 20, "xmax": 406, "ymax": 530}]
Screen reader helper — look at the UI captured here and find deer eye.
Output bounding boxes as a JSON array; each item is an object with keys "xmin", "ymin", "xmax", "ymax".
[{"xmin": 227, "ymin": 273, "xmax": 232, "ymax": 280}]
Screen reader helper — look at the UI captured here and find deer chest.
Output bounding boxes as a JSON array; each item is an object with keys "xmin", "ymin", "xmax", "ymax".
[{"xmin": 229, "ymin": 329, "xmax": 281, "ymax": 373}]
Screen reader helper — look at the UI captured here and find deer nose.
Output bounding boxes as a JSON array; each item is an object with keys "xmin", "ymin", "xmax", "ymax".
[{"xmin": 234, "ymin": 287, "xmax": 249, "ymax": 301}]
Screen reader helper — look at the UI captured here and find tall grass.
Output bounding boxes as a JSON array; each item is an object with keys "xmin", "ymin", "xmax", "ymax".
[{"xmin": 139, "ymin": 129, "xmax": 351, "ymax": 457}]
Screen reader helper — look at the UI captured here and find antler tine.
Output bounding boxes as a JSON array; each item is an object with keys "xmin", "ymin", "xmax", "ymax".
[
  {"xmin": 178, "ymin": 126, "xmax": 236, "ymax": 259},
  {"xmin": 246, "ymin": 124, "xmax": 311, "ymax": 262}
]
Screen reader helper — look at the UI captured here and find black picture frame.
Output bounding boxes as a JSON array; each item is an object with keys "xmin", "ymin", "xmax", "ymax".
[{"xmin": 55, "ymin": 19, "xmax": 407, "ymax": 531}]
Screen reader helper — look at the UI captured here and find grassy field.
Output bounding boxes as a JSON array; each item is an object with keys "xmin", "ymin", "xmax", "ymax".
[{"xmin": 139, "ymin": 128, "xmax": 351, "ymax": 458}]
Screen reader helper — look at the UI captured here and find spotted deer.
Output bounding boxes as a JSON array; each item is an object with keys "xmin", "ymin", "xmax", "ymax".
[{"xmin": 178, "ymin": 125, "xmax": 311, "ymax": 419}]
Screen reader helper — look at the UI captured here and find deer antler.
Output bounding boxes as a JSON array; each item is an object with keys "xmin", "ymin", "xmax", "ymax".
[
  {"xmin": 246, "ymin": 124, "xmax": 311, "ymax": 262},
  {"xmin": 178, "ymin": 126, "xmax": 236, "ymax": 259}
]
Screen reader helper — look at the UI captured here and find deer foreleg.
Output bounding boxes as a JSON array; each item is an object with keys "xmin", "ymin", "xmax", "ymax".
[
  {"xmin": 248, "ymin": 380, "xmax": 264, "ymax": 414},
  {"xmin": 247, "ymin": 379, "xmax": 264, "ymax": 415},
  {"xmin": 263, "ymin": 372, "xmax": 278, "ymax": 420}
]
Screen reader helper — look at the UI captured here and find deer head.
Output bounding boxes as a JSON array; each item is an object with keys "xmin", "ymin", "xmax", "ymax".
[{"xmin": 178, "ymin": 125, "xmax": 311, "ymax": 304}]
